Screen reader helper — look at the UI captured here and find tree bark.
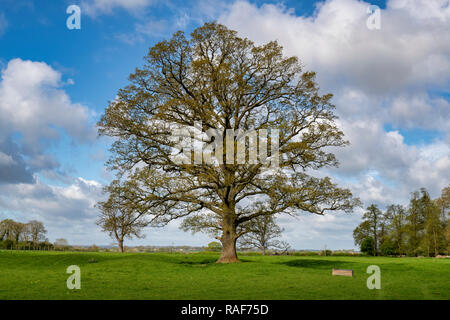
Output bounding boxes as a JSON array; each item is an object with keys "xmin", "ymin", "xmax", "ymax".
[
  {"xmin": 217, "ymin": 234, "xmax": 239, "ymax": 263},
  {"xmin": 217, "ymin": 213, "xmax": 239, "ymax": 263},
  {"xmin": 118, "ymin": 239, "xmax": 124, "ymax": 253}
]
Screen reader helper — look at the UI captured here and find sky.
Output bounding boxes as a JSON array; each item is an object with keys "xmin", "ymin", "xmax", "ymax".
[{"xmin": 0, "ymin": 0, "xmax": 448, "ymax": 250}]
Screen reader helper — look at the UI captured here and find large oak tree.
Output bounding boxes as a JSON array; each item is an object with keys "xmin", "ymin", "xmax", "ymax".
[{"xmin": 98, "ymin": 22, "xmax": 360, "ymax": 263}]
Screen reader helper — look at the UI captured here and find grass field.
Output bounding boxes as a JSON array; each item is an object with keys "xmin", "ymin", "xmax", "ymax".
[{"xmin": 0, "ymin": 250, "xmax": 448, "ymax": 300}]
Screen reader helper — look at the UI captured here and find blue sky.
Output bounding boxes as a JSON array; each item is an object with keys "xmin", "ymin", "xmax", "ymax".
[{"xmin": 0, "ymin": 0, "xmax": 449, "ymax": 249}]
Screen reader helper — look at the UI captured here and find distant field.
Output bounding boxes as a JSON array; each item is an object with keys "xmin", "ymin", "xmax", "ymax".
[{"xmin": 0, "ymin": 251, "xmax": 448, "ymax": 300}]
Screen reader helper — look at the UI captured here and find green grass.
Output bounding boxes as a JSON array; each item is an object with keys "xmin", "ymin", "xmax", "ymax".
[{"xmin": 0, "ymin": 250, "xmax": 449, "ymax": 299}]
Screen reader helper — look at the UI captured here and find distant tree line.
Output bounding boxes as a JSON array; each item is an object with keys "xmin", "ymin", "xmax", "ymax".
[
  {"xmin": 0, "ymin": 219, "xmax": 50, "ymax": 250},
  {"xmin": 353, "ymin": 186, "xmax": 449, "ymax": 256}
]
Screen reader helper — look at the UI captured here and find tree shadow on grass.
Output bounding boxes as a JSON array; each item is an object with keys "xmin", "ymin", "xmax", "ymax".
[
  {"xmin": 177, "ymin": 257, "xmax": 218, "ymax": 265},
  {"xmin": 177, "ymin": 256, "xmax": 257, "ymax": 265},
  {"xmin": 237, "ymin": 258, "xmax": 257, "ymax": 263},
  {"xmin": 280, "ymin": 259, "xmax": 355, "ymax": 269}
]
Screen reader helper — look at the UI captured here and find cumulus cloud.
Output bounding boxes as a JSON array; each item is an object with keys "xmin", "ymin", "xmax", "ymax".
[
  {"xmin": 218, "ymin": 0, "xmax": 450, "ymax": 190},
  {"xmin": 389, "ymin": 0, "xmax": 450, "ymax": 21},
  {"xmin": 0, "ymin": 177, "xmax": 100, "ymax": 219},
  {"xmin": 0, "ymin": 59, "xmax": 96, "ymax": 184},
  {"xmin": 219, "ymin": 0, "xmax": 450, "ymax": 95},
  {"xmin": 184, "ymin": 0, "xmax": 450, "ymax": 136},
  {"xmin": 389, "ymin": 93, "xmax": 450, "ymax": 131},
  {"xmin": 0, "ymin": 137, "xmax": 34, "ymax": 184},
  {"xmin": 0, "ymin": 177, "xmax": 105, "ymax": 244},
  {"xmin": 0, "ymin": 59, "xmax": 95, "ymax": 146}
]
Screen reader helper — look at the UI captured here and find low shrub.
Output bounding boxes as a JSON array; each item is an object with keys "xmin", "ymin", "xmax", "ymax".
[
  {"xmin": 239, "ymin": 251, "xmax": 262, "ymax": 256},
  {"xmin": 319, "ymin": 249, "xmax": 332, "ymax": 256},
  {"xmin": 290, "ymin": 251, "xmax": 319, "ymax": 256}
]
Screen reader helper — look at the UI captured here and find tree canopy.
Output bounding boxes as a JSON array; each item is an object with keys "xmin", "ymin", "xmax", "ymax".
[
  {"xmin": 0, "ymin": 219, "xmax": 47, "ymax": 244},
  {"xmin": 96, "ymin": 180, "xmax": 151, "ymax": 252},
  {"xmin": 353, "ymin": 186, "xmax": 449, "ymax": 256},
  {"xmin": 237, "ymin": 215, "xmax": 289, "ymax": 255},
  {"xmin": 98, "ymin": 22, "xmax": 360, "ymax": 262}
]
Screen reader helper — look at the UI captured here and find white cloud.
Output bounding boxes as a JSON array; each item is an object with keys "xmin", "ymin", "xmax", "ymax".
[
  {"xmin": 275, "ymin": 210, "xmax": 364, "ymax": 250},
  {"xmin": 331, "ymin": 111, "xmax": 450, "ymax": 201},
  {"xmin": 0, "ymin": 177, "xmax": 104, "ymax": 244},
  {"xmin": 0, "ymin": 59, "xmax": 95, "ymax": 147},
  {"xmin": 388, "ymin": 0, "xmax": 450, "ymax": 21},
  {"xmin": 0, "ymin": 59, "xmax": 96, "ymax": 183},
  {"xmin": 0, "ymin": 152, "xmax": 14, "ymax": 166},
  {"xmin": 390, "ymin": 94, "xmax": 450, "ymax": 131},
  {"xmin": 218, "ymin": 0, "xmax": 450, "ymax": 94},
  {"xmin": 0, "ymin": 177, "xmax": 101, "ymax": 219},
  {"xmin": 0, "ymin": 137, "xmax": 34, "ymax": 184},
  {"xmin": 218, "ymin": 0, "xmax": 450, "ymax": 185}
]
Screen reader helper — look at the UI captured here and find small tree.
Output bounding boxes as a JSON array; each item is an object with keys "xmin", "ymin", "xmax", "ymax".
[
  {"xmin": 206, "ymin": 241, "xmax": 222, "ymax": 252},
  {"xmin": 88, "ymin": 244, "xmax": 100, "ymax": 252},
  {"xmin": 436, "ymin": 186, "xmax": 450, "ymax": 217},
  {"xmin": 0, "ymin": 219, "xmax": 11, "ymax": 241},
  {"xmin": 422, "ymin": 200, "xmax": 446, "ymax": 256},
  {"xmin": 27, "ymin": 220, "xmax": 47, "ymax": 244},
  {"xmin": 237, "ymin": 215, "xmax": 287, "ymax": 255},
  {"xmin": 406, "ymin": 189, "xmax": 428, "ymax": 256},
  {"xmin": 353, "ymin": 220, "xmax": 371, "ymax": 248},
  {"xmin": 384, "ymin": 204, "xmax": 407, "ymax": 255},
  {"xmin": 0, "ymin": 219, "xmax": 23, "ymax": 242},
  {"xmin": 10, "ymin": 221, "xmax": 26, "ymax": 242},
  {"xmin": 96, "ymin": 180, "xmax": 151, "ymax": 253},
  {"xmin": 54, "ymin": 238, "xmax": 69, "ymax": 249},
  {"xmin": 353, "ymin": 205, "xmax": 383, "ymax": 255},
  {"xmin": 436, "ymin": 186, "xmax": 449, "ymax": 255}
]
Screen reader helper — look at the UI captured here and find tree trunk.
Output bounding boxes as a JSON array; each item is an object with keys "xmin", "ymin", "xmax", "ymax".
[
  {"xmin": 262, "ymin": 246, "xmax": 266, "ymax": 256},
  {"xmin": 217, "ymin": 234, "xmax": 239, "ymax": 263},
  {"xmin": 217, "ymin": 213, "xmax": 239, "ymax": 263},
  {"xmin": 118, "ymin": 239, "xmax": 124, "ymax": 253}
]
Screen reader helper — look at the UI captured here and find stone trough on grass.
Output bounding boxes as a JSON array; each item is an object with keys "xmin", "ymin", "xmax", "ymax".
[{"xmin": 332, "ymin": 268, "xmax": 353, "ymax": 277}]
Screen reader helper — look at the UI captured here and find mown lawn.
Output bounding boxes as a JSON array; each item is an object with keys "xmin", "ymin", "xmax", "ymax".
[{"xmin": 0, "ymin": 250, "xmax": 448, "ymax": 299}]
